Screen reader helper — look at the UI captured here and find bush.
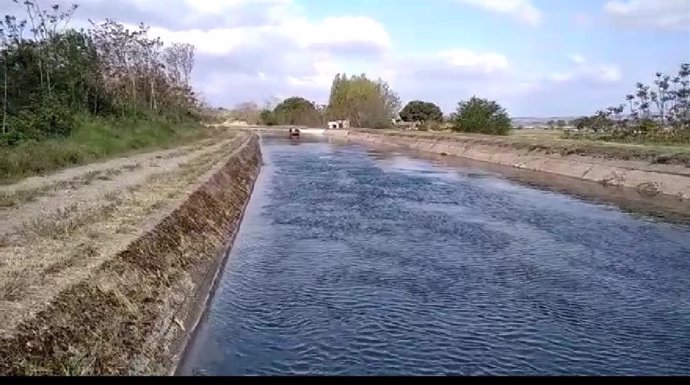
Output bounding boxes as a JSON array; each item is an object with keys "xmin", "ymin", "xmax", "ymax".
[
  {"xmin": 371, "ymin": 116, "xmax": 394, "ymax": 129},
  {"xmin": 29, "ymin": 97, "xmax": 76, "ymax": 138},
  {"xmin": 259, "ymin": 109, "xmax": 277, "ymax": 126},
  {"xmin": 451, "ymin": 96, "xmax": 512, "ymax": 135},
  {"xmin": 0, "ymin": 127, "xmax": 29, "ymax": 146},
  {"xmin": 2, "ymin": 96, "xmax": 76, "ymax": 145},
  {"xmin": 0, "ymin": 115, "xmax": 207, "ymax": 183}
]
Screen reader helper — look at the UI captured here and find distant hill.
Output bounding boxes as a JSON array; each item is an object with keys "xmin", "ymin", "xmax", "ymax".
[{"xmin": 512, "ymin": 116, "xmax": 580, "ymax": 126}]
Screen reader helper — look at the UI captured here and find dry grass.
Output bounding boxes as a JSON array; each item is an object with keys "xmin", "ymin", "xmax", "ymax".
[
  {"xmin": 0, "ymin": 270, "xmax": 28, "ymax": 301},
  {"xmin": 96, "ymin": 168, "xmax": 123, "ymax": 181},
  {"xmin": 0, "ymin": 235, "xmax": 10, "ymax": 248},
  {"xmin": 17, "ymin": 202, "xmax": 121, "ymax": 241},
  {"xmin": 121, "ymin": 163, "xmax": 141, "ymax": 172},
  {"xmin": 41, "ymin": 243, "xmax": 99, "ymax": 280},
  {"xmin": 79, "ymin": 168, "xmax": 124, "ymax": 184},
  {"xmin": 0, "ymin": 132, "xmax": 260, "ymax": 375},
  {"xmin": 510, "ymin": 129, "xmax": 563, "ymax": 140},
  {"xmin": 358, "ymin": 128, "xmax": 690, "ymax": 166},
  {"xmin": 0, "ymin": 167, "xmax": 126, "ymax": 208},
  {"xmin": 0, "ymin": 189, "xmax": 41, "ymax": 208},
  {"xmin": 0, "ymin": 132, "xmax": 246, "ymax": 339},
  {"xmin": 103, "ymin": 190, "xmax": 122, "ymax": 202}
]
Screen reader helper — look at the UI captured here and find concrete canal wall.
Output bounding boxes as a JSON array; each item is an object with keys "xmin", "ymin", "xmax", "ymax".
[{"xmin": 326, "ymin": 130, "xmax": 690, "ymax": 200}]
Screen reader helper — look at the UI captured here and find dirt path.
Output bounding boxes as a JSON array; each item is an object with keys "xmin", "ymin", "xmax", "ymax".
[
  {"xmin": 0, "ymin": 129, "xmax": 249, "ymax": 335},
  {"xmin": 0, "ymin": 137, "xmax": 234, "ymax": 239}
]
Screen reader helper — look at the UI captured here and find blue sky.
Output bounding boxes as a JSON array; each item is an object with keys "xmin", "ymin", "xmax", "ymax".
[
  {"xmin": 293, "ymin": 0, "xmax": 689, "ymax": 116},
  {"xmin": 3, "ymin": 0, "xmax": 688, "ymax": 117}
]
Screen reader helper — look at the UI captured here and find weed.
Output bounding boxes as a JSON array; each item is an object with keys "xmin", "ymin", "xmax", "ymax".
[
  {"xmin": 0, "ymin": 116, "xmax": 211, "ymax": 184},
  {"xmin": 0, "ymin": 269, "xmax": 28, "ymax": 301}
]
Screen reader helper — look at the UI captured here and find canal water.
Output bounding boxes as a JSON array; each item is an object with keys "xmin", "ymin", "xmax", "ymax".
[{"xmin": 179, "ymin": 135, "xmax": 690, "ymax": 376}]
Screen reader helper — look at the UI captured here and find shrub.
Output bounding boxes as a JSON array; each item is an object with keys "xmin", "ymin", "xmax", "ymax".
[
  {"xmin": 451, "ymin": 96, "xmax": 511, "ymax": 135},
  {"xmin": 259, "ymin": 109, "xmax": 277, "ymax": 126}
]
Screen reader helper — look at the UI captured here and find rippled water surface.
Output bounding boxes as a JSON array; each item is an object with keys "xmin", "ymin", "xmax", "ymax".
[{"xmin": 179, "ymin": 136, "xmax": 690, "ymax": 375}]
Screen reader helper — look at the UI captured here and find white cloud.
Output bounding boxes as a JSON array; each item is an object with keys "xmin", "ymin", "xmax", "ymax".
[
  {"xmin": 58, "ymin": 0, "xmax": 392, "ymax": 104},
  {"xmin": 595, "ymin": 64, "xmax": 624, "ymax": 83},
  {"xmin": 390, "ymin": 48, "xmax": 516, "ymax": 112},
  {"xmin": 128, "ymin": 14, "xmax": 390, "ymax": 58},
  {"xmin": 547, "ymin": 72, "xmax": 575, "ymax": 82},
  {"xmin": 397, "ymin": 49, "xmax": 511, "ymax": 80},
  {"xmin": 439, "ymin": 49, "xmax": 510, "ymax": 72},
  {"xmin": 182, "ymin": 0, "xmax": 288, "ymax": 14},
  {"xmin": 572, "ymin": 13, "xmax": 593, "ymax": 28},
  {"xmin": 292, "ymin": 16, "xmax": 391, "ymax": 52},
  {"xmin": 286, "ymin": 56, "xmax": 343, "ymax": 89},
  {"xmin": 568, "ymin": 54, "xmax": 587, "ymax": 65},
  {"xmin": 547, "ymin": 55, "xmax": 622, "ymax": 84},
  {"xmin": 0, "ymin": 0, "xmax": 637, "ymax": 116},
  {"xmin": 604, "ymin": 0, "xmax": 690, "ymax": 31},
  {"xmin": 456, "ymin": 0, "xmax": 542, "ymax": 26},
  {"xmin": 140, "ymin": 27, "xmax": 249, "ymax": 56}
]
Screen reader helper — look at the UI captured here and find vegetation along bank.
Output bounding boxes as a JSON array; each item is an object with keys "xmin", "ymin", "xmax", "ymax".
[
  {"xmin": 0, "ymin": 1, "xmax": 220, "ymax": 183},
  {"xmin": 0, "ymin": 1, "xmax": 264, "ymax": 374}
]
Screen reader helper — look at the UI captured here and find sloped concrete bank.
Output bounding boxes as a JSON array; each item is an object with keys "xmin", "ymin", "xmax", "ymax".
[
  {"xmin": 0, "ymin": 134, "xmax": 262, "ymax": 375},
  {"xmin": 326, "ymin": 130, "xmax": 690, "ymax": 200}
]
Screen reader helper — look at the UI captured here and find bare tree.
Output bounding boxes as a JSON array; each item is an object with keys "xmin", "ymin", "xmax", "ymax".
[{"xmin": 231, "ymin": 101, "xmax": 261, "ymax": 124}]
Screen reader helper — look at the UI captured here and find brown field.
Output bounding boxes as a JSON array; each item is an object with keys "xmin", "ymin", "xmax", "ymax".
[{"xmin": 355, "ymin": 128, "xmax": 690, "ymax": 167}]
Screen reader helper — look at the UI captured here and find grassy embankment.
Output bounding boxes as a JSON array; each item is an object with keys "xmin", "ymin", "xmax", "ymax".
[{"xmin": 0, "ymin": 116, "xmax": 213, "ymax": 184}]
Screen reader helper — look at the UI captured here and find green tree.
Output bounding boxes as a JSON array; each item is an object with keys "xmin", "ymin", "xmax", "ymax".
[
  {"xmin": 568, "ymin": 63, "xmax": 690, "ymax": 142},
  {"xmin": 273, "ymin": 96, "xmax": 321, "ymax": 126},
  {"xmin": 0, "ymin": 1, "xmax": 201, "ymax": 146},
  {"xmin": 451, "ymin": 96, "xmax": 511, "ymax": 135},
  {"xmin": 399, "ymin": 100, "xmax": 443, "ymax": 123},
  {"xmin": 259, "ymin": 109, "xmax": 277, "ymax": 126},
  {"xmin": 326, "ymin": 73, "xmax": 400, "ymax": 128}
]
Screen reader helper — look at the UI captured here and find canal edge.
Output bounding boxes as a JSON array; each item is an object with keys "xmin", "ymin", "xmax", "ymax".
[
  {"xmin": 326, "ymin": 129, "xmax": 690, "ymax": 201},
  {"xmin": 167, "ymin": 135, "xmax": 264, "ymax": 376}
]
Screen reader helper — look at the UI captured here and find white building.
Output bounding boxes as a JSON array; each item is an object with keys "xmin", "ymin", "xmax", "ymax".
[{"xmin": 327, "ymin": 119, "xmax": 350, "ymax": 129}]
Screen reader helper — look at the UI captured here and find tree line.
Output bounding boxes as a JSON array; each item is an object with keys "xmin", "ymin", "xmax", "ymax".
[
  {"xmin": 0, "ymin": 0, "xmax": 200, "ymax": 146},
  {"xmin": 234, "ymin": 73, "xmax": 511, "ymax": 135},
  {"xmin": 248, "ymin": 63, "xmax": 690, "ymax": 142},
  {"xmin": 568, "ymin": 63, "xmax": 690, "ymax": 143}
]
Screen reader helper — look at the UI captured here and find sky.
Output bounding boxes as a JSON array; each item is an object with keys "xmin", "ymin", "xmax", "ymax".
[{"xmin": 2, "ymin": 0, "xmax": 689, "ymax": 117}]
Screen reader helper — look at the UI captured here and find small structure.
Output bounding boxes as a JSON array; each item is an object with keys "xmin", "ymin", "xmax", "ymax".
[
  {"xmin": 391, "ymin": 118, "xmax": 419, "ymax": 130},
  {"xmin": 390, "ymin": 117, "xmax": 418, "ymax": 131},
  {"xmin": 396, "ymin": 121, "xmax": 418, "ymax": 130},
  {"xmin": 327, "ymin": 119, "xmax": 350, "ymax": 129}
]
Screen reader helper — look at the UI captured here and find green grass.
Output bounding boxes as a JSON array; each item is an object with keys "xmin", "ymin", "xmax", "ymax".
[{"xmin": 0, "ymin": 114, "xmax": 211, "ymax": 184}]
